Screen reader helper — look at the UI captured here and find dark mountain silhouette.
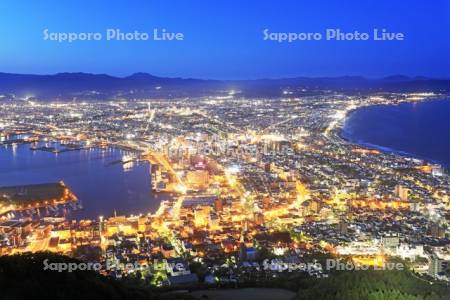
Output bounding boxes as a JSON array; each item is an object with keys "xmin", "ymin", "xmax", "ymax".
[{"xmin": 0, "ymin": 72, "xmax": 449, "ymax": 100}]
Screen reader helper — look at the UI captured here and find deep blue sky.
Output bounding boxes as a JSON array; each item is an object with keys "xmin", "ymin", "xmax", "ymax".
[{"xmin": 0, "ymin": 0, "xmax": 449, "ymax": 79}]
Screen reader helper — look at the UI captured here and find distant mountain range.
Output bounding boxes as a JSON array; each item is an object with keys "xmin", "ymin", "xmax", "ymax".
[{"xmin": 0, "ymin": 72, "xmax": 449, "ymax": 100}]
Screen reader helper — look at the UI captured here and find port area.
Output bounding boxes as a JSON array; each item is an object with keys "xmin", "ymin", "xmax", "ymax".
[
  {"xmin": 0, "ymin": 182, "xmax": 78, "ymax": 215},
  {"xmin": 29, "ymin": 141, "xmax": 91, "ymax": 153}
]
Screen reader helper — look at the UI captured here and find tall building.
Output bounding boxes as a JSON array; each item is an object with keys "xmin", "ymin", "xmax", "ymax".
[
  {"xmin": 395, "ymin": 185, "xmax": 409, "ymax": 201},
  {"xmin": 186, "ymin": 170, "xmax": 209, "ymax": 189},
  {"xmin": 382, "ymin": 233, "xmax": 400, "ymax": 250},
  {"xmin": 430, "ymin": 222, "xmax": 445, "ymax": 239},
  {"xmin": 431, "ymin": 164, "xmax": 444, "ymax": 177},
  {"xmin": 428, "ymin": 253, "xmax": 450, "ymax": 277},
  {"xmin": 151, "ymin": 164, "xmax": 162, "ymax": 191},
  {"xmin": 338, "ymin": 218, "xmax": 348, "ymax": 234},
  {"xmin": 214, "ymin": 198, "xmax": 223, "ymax": 212}
]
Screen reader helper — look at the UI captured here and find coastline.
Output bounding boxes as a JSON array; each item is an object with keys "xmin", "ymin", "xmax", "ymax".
[
  {"xmin": 0, "ymin": 142, "xmax": 160, "ymax": 220},
  {"xmin": 336, "ymin": 97, "xmax": 450, "ymax": 170}
]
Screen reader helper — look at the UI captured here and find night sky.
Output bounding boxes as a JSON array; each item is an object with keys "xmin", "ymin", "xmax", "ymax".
[{"xmin": 0, "ymin": 0, "xmax": 449, "ymax": 79}]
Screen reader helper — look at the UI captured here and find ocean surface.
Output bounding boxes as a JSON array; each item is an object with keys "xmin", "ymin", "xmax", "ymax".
[
  {"xmin": 0, "ymin": 141, "xmax": 164, "ymax": 219},
  {"xmin": 342, "ymin": 99, "xmax": 450, "ymax": 168}
]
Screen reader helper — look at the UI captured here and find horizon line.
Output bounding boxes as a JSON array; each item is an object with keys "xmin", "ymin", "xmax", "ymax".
[{"xmin": 1, "ymin": 71, "xmax": 448, "ymax": 81}]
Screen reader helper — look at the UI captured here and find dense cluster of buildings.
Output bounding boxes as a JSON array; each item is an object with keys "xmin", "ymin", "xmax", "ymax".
[{"xmin": 1, "ymin": 92, "xmax": 450, "ymax": 284}]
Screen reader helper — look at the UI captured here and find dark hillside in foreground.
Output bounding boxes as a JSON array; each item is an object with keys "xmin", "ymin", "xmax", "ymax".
[
  {"xmin": 2, "ymin": 253, "xmax": 450, "ymax": 299},
  {"xmin": 0, "ymin": 252, "xmax": 195, "ymax": 300},
  {"xmin": 296, "ymin": 269, "xmax": 450, "ymax": 300}
]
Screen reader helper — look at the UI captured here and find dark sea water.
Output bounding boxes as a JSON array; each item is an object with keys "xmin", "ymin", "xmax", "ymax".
[
  {"xmin": 342, "ymin": 99, "xmax": 450, "ymax": 168},
  {"xmin": 0, "ymin": 142, "xmax": 164, "ymax": 219}
]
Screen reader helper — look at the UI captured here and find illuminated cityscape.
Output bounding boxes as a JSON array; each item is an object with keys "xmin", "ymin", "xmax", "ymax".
[
  {"xmin": 1, "ymin": 92, "xmax": 450, "ymax": 289},
  {"xmin": 1, "ymin": 0, "xmax": 450, "ymax": 299}
]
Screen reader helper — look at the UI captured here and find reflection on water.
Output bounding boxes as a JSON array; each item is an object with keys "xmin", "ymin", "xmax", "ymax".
[{"xmin": 0, "ymin": 141, "xmax": 163, "ymax": 219}]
